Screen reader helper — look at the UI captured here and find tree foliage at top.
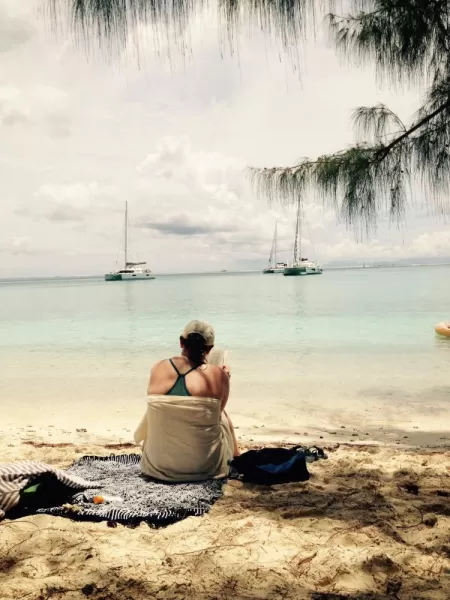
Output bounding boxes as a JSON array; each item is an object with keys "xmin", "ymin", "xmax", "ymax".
[
  {"xmin": 250, "ymin": 0, "xmax": 450, "ymax": 233},
  {"xmin": 49, "ymin": 0, "xmax": 450, "ymax": 232},
  {"xmin": 48, "ymin": 0, "xmax": 316, "ymax": 58}
]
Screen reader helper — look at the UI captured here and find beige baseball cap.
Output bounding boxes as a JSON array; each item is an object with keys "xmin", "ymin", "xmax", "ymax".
[{"xmin": 182, "ymin": 320, "xmax": 215, "ymax": 346}]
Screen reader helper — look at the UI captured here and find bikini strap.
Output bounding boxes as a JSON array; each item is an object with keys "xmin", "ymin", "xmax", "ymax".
[
  {"xmin": 168, "ymin": 359, "xmax": 199, "ymax": 377},
  {"xmin": 169, "ymin": 359, "xmax": 181, "ymax": 376}
]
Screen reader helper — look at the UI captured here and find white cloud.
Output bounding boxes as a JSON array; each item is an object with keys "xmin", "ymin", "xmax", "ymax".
[
  {"xmin": 0, "ymin": 236, "xmax": 32, "ymax": 255},
  {"xmin": 126, "ymin": 138, "xmax": 269, "ymax": 272},
  {"xmin": 410, "ymin": 231, "xmax": 450, "ymax": 257},
  {"xmin": 0, "ymin": 85, "xmax": 32, "ymax": 124},
  {"xmin": 0, "ymin": 84, "xmax": 70, "ymax": 135},
  {"xmin": 313, "ymin": 231, "xmax": 450, "ymax": 264},
  {"xmin": 137, "ymin": 136, "xmax": 245, "ymax": 201},
  {"xmin": 0, "ymin": 5, "xmax": 34, "ymax": 53},
  {"xmin": 21, "ymin": 182, "xmax": 120, "ymax": 223},
  {"xmin": 35, "ymin": 182, "xmax": 117, "ymax": 207}
]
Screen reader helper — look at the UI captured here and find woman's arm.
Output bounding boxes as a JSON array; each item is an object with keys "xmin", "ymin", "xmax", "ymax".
[
  {"xmin": 147, "ymin": 360, "xmax": 164, "ymax": 396},
  {"xmin": 220, "ymin": 367, "xmax": 230, "ymax": 411},
  {"xmin": 219, "ymin": 367, "xmax": 239, "ymax": 456}
]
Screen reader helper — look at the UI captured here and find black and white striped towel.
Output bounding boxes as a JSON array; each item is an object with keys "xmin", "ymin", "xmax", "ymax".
[
  {"xmin": 0, "ymin": 460, "xmax": 99, "ymax": 520},
  {"xmin": 38, "ymin": 454, "xmax": 224, "ymax": 526}
]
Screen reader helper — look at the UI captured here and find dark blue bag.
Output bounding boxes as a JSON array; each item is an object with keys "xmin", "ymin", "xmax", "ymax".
[{"xmin": 230, "ymin": 446, "xmax": 326, "ymax": 485}]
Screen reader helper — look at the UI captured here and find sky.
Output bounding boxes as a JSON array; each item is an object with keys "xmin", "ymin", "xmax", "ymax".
[{"xmin": 1, "ymin": 0, "xmax": 449, "ymax": 277}]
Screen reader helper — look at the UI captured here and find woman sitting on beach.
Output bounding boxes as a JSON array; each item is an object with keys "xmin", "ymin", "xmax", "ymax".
[{"xmin": 134, "ymin": 320, "xmax": 239, "ymax": 482}]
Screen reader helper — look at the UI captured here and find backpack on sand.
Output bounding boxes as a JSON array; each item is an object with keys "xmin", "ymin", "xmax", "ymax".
[{"xmin": 229, "ymin": 446, "xmax": 326, "ymax": 486}]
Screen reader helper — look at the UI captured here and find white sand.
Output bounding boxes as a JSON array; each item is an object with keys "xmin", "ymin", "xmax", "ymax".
[
  {"xmin": 0, "ymin": 428, "xmax": 449, "ymax": 600},
  {"xmin": 1, "ymin": 406, "xmax": 448, "ymax": 451}
]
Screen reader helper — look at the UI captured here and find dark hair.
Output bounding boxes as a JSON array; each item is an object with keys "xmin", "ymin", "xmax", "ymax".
[{"xmin": 181, "ymin": 333, "xmax": 207, "ymax": 366}]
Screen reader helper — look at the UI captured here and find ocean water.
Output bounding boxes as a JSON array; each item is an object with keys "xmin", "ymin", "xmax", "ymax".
[{"xmin": 1, "ymin": 267, "xmax": 450, "ymax": 437}]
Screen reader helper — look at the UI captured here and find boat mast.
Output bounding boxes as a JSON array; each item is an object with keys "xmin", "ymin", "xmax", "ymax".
[
  {"xmin": 299, "ymin": 203, "xmax": 302, "ymax": 261},
  {"xmin": 268, "ymin": 223, "xmax": 276, "ymax": 268},
  {"xmin": 274, "ymin": 221, "xmax": 278, "ymax": 266},
  {"xmin": 124, "ymin": 201, "xmax": 128, "ymax": 266},
  {"xmin": 293, "ymin": 201, "xmax": 301, "ymax": 264}
]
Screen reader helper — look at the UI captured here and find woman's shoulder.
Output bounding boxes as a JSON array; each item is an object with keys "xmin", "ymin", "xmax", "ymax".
[
  {"xmin": 205, "ymin": 362, "xmax": 227, "ymax": 383},
  {"xmin": 152, "ymin": 356, "xmax": 193, "ymax": 373},
  {"xmin": 151, "ymin": 357, "xmax": 173, "ymax": 372},
  {"xmin": 207, "ymin": 362, "xmax": 223, "ymax": 374}
]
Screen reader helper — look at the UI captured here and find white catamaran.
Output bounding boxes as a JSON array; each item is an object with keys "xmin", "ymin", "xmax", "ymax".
[
  {"xmin": 283, "ymin": 202, "xmax": 323, "ymax": 276},
  {"xmin": 263, "ymin": 222, "xmax": 287, "ymax": 274},
  {"xmin": 105, "ymin": 202, "xmax": 155, "ymax": 281}
]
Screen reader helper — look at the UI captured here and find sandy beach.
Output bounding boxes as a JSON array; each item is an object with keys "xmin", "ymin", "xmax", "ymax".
[{"xmin": 1, "ymin": 425, "xmax": 449, "ymax": 600}]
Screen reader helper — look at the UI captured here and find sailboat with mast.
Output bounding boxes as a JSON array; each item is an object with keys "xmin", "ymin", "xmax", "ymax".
[
  {"xmin": 283, "ymin": 201, "xmax": 323, "ymax": 276},
  {"xmin": 104, "ymin": 202, "xmax": 155, "ymax": 281},
  {"xmin": 263, "ymin": 222, "xmax": 287, "ymax": 274}
]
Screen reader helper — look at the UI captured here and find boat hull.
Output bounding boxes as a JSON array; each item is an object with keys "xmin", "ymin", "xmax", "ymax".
[
  {"xmin": 263, "ymin": 268, "xmax": 285, "ymax": 274},
  {"xmin": 121, "ymin": 273, "xmax": 155, "ymax": 280},
  {"xmin": 304, "ymin": 268, "xmax": 323, "ymax": 275},
  {"xmin": 105, "ymin": 273, "xmax": 122, "ymax": 281},
  {"xmin": 105, "ymin": 273, "xmax": 155, "ymax": 281},
  {"xmin": 283, "ymin": 267, "xmax": 306, "ymax": 276}
]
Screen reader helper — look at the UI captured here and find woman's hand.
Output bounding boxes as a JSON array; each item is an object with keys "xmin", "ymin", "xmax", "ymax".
[{"xmin": 223, "ymin": 365, "xmax": 231, "ymax": 379}]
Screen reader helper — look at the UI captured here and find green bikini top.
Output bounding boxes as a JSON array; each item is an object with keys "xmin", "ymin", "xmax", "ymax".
[{"xmin": 166, "ymin": 359, "xmax": 199, "ymax": 396}]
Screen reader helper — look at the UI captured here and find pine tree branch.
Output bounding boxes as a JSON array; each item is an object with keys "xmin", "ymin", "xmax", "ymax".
[
  {"xmin": 329, "ymin": 8, "xmax": 383, "ymax": 23},
  {"xmin": 373, "ymin": 100, "xmax": 450, "ymax": 164},
  {"xmin": 253, "ymin": 100, "xmax": 449, "ymax": 177}
]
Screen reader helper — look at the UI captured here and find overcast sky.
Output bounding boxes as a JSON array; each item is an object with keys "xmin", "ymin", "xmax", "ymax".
[{"xmin": 1, "ymin": 0, "xmax": 449, "ymax": 277}]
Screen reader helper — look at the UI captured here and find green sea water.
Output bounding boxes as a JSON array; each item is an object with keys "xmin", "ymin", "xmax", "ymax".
[{"xmin": 1, "ymin": 267, "xmax": 449, "ymax": 437}]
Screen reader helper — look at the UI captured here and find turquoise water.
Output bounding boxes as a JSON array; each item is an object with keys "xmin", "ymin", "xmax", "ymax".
[{"xmin": 1, "ymin": 267, "xmax": 450, "ymax": 436}]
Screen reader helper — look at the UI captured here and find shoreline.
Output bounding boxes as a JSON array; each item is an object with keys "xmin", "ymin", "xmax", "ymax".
[{"xmin": 1, "ymin": 418, "xmax": 449, "ymax": 465}]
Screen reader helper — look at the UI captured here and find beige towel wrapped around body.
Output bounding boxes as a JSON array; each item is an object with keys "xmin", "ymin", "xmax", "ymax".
[{"xmin": 134, "ymin": 395, "xmax": 234, "ymax": 482}]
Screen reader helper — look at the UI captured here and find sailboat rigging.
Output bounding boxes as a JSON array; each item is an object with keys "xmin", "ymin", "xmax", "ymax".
[
  {"xmin": 263, "ymin": 221, "xmax": 287, "ymax": 274},
  {"xmin": 105, "ymin": 202, "xmax": 155, "ymax": 281},
  {"xmin": 283, "ymin": 201, "xmax": 323, "ymax": 276}
]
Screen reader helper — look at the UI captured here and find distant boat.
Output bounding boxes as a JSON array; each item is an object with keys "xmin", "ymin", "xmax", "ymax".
[
  {"xmin": 283, "ymin": 201, "xmax": 322, "ymax": 276},
  {"xmin": 263, "ymin": 222, "xmax": 287, "ymax": 274},
  {"xmin": 105, "ymin": 202, "xmax": 155, "ymax": 281}
]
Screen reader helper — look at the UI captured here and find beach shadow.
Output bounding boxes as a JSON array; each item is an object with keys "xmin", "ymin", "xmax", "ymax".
[
  {"xmin": 0, "ymin": 547, "xmax": 409, "ymax": 600},
  {"xmin": 222, "ymin": 449, "xmax": 450, "ymax": 546},
  {"xmin": 1, "ymin": 557, "xmax": 439, "ymax": 600},
  {"xmin": 2, "ymin": 444, "xmax": 448, "ymax": 600}
]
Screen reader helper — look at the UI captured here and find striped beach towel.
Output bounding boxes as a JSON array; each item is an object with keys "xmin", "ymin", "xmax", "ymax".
[
  {"xmin": 39, "ymin": 454, "xmax": 224, "ymax": 526},
  {"xmin": 0, "ymin": 461, "xmax": 99, "ymax": 520}
]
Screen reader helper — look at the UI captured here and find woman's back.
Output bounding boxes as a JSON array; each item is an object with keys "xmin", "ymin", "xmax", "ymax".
[{"xmin": 148, "ymin": 356, "xmax": 228, "ymax": 404}]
